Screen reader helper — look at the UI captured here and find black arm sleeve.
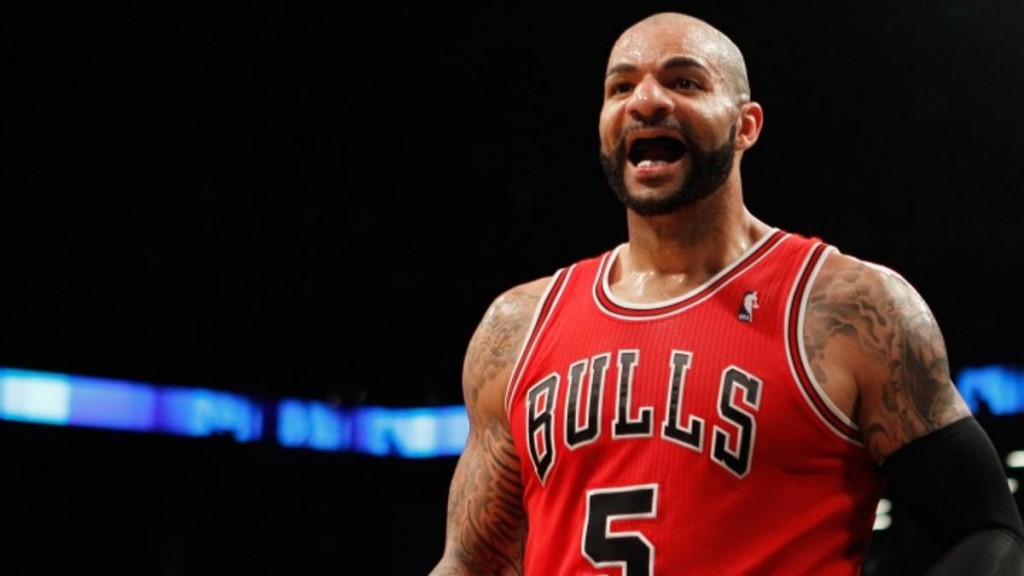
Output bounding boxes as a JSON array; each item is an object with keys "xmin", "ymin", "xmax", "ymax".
[
  {"xmin": 882, "ymin": 416, "xmax": 1024, "ymax": 575},
  {"xmin": 924, "ymin": 528, "xmax": 1023, "ymax": 575}
]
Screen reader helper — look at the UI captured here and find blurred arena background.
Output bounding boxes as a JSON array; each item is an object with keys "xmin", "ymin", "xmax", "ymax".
[{"xmin": 3, "ymin": 0, "xmax": 1022, "ymax": 573}]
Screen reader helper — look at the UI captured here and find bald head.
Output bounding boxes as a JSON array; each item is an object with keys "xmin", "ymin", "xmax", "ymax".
[{"xmin": 610, "ymin": 12, "xmax": 751, "ymax": 104}]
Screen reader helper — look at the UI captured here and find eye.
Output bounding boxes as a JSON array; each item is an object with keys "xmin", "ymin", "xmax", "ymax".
[
  {"xmin": 608, "ymin": 81, "xmax": 634, "ymax": 97},
  {"xmin": 670, "ymin": 77, "xmax": 699, "ymax": 91}
]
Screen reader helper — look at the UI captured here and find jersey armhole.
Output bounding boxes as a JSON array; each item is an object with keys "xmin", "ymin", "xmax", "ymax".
[
  {"xmin": 503, "ymin": 266, "xmax": 575, "ymax": 419},
  {"xmin": 787, "ymin": 244, "xmax": 864, "ymax": 444}
]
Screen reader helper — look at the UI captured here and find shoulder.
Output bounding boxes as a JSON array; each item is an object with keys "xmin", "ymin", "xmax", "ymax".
[
  {"xmin": 812, "ymin": 250, "xmax": 921, "ymax": 313},
  {"xmin": 484, "ymin": 276, "xmax": 553, "ymax": 329},
  {"xmin": 804, "ymin": 250, "xmax": 971, "ymax": 462},
  {"xmin": 461, "ymin": 276, "xmax": 554, "ymax": 418},
  {"xmin": 811, "ymin": 250, "xmax": 938, "ymax": 342}
]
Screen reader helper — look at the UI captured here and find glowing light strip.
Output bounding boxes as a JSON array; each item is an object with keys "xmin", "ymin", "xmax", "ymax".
[
  {"xmin": 0, "ymin": 367, "xmax": 467, "ymax": 458},
  {"xmin": 957, "ymin": 365, "xmax": 1024, "ymax": 415}
]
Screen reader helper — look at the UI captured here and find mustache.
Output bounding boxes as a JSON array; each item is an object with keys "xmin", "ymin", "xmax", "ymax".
[
  {"xmin": 616, "ymin": 117, "xmax": 690, "ymax": 153},
  {"xmin": 624, "ymin": 116, "xmax": 685, "ymax": 135}
]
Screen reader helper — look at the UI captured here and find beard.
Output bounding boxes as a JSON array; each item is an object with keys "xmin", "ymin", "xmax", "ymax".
[{"xmin": 600, "ymin": 122, "xmax": 736, "ymax": 216}]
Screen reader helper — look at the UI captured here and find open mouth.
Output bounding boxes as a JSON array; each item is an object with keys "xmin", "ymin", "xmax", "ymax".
[{"xmin": 628, "ymin": 136, "xmax": 687, "ymax": 167}]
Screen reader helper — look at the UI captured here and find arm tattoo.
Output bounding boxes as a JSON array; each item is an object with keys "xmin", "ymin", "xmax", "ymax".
[
  {"xmin": 444, "ymin": 420, "xmax": 525, "ymax": 574},
  {"xmin": 436, "ymin": 286, "xmax": 539, "ymax": 575},
  {"xmin": 805, "ymin": 262, "xmax": 968, "ymax": 461},
  {"xmin": 463, "ymin": 288, "xmax": 539, "ymax": 406}
]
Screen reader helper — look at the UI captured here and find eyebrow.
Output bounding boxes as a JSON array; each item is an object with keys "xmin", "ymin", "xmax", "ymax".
[{"xmin": 605, "ymin": 56, "xmax": 710, "ymax": 80}]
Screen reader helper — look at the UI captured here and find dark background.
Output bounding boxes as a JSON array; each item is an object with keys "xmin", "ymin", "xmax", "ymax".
[
  {"xmin": 3, "ymin": 1, "xmax": 1023, "ymax": 574},
  {"xmin": 6, "ymin": 0, "xmax": 1023, "ymax": 406}
]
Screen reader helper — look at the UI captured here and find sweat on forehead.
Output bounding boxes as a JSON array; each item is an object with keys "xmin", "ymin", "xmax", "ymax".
[{"xmin": 609, "ymin": 12, "xmax": 751, "ymax": 101}]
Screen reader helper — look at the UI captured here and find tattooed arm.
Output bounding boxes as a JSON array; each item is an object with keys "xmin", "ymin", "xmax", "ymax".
[
  {"xmin": 429, "ymin": 278, "xmax": 550, "ymax": 576},
  {"xmin": 803, "ymin": 251, "xmax": 971, "ymax": 463},
  {"xmin": 806, "ymin": 251, "xmax": 1023, "ymax": 574}
]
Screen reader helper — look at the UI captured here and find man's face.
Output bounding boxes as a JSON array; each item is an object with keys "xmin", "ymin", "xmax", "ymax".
[{"xmin": 598, "ymin": 18, "xmax": 741, "ymax": 215}]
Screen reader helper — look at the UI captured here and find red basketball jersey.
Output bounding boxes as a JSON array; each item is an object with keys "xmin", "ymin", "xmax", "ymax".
[{"xmin": 505, "ymin": 229, "xmax": 885, "ymax": 575}]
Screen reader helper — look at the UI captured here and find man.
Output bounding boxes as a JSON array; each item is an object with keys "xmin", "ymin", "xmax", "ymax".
[{"xmin": 430, "ymin": 11, "xmax": 1023, "ymax": 575}]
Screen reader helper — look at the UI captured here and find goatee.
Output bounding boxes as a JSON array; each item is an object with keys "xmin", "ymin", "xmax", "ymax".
[{"xmin": 601, "ymin": 124, "xmax": 736, "ymax": 216}]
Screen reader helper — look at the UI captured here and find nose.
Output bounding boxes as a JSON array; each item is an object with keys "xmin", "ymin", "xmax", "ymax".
[{"xmin": 626, "ymin": 75, "xmax": 673, "ymax": 122}]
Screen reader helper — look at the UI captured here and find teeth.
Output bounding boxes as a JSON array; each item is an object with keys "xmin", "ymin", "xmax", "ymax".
[{"xmin": 637, "ymin": 160, "xmax": 668, "ymax": 168}]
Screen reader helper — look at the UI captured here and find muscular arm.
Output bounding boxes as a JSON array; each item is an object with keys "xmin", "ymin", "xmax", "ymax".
[
  {"xmin": 430, "ymin": 280, "xmax": 548, "ymax": 576},
  {"xmin": 803, "ymin": 252, "xmax": 970, "ymax": 463},
  {"xmin": 805, "ymin": 252, "xmax": 1023, "ymax": 573}
]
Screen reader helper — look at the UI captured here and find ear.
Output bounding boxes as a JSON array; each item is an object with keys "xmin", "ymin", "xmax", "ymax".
[{"xmin": 734, "ymin": 101, "xmax": 764, "ymax": 151}]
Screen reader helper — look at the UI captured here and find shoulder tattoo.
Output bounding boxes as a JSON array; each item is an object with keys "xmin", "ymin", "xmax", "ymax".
[
  {"xmin": 463, "ymin": 286, "xmax": 541, "ymax": 407},
  {"xmin": 806, "ymin": 261, "xmax": 968, "ymax": 460}
]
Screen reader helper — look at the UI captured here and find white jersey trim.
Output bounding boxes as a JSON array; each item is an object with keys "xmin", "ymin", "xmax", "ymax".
[{"xmin": 786, "ymin": 245, "xmax": 863, "ymax": 445}]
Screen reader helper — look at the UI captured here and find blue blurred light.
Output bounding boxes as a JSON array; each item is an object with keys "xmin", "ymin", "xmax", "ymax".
[
  {"xmin": 0, "ymin": 368, "xmax": 72, "ymax": 424},
  {"xmin": 0, "ymin": 366, "xmax": 469, "ymax": 458},
  {"xmin": 157, "ymin": 386, "xmax": 264, "ymax": 442},
  {"xmin": 70, "ymin": 374, "xmax": 157, "ymax": 431},
  {"xmin": 957, "ymin": 365, "xmax": 1024, "ymax": 416},
  {"xmin": 277, "ymin": 399, "xmax": 353, "ymax": 451}
]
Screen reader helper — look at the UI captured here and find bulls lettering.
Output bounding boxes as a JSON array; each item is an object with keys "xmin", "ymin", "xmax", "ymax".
[{"xmin": 525, "ymin": 350, "xmax": 761, "ymax": 484}]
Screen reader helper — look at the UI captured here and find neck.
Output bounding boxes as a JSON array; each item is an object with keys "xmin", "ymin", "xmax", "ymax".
[{"xmin": 611, "ymin": 193, "xmax": 770, "ymax": 301}]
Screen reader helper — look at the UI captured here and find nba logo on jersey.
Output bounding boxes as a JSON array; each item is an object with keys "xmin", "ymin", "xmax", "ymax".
[{"xmin": 738, "ymin": 290, "xmax": 759, "ymax": 322}]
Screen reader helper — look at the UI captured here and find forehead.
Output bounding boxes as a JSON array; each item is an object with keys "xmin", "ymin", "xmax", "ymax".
[{"xmin": 607, "ymin": 19, "xmax": 728, "ymax": 77}]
